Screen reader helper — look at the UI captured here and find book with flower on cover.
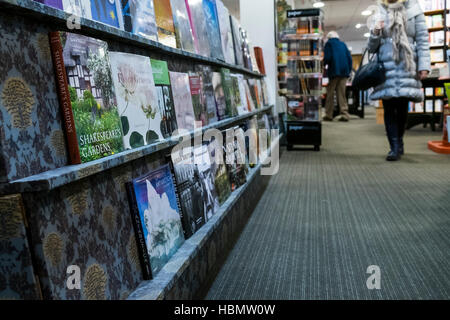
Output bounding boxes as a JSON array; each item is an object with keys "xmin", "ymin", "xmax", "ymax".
[
  {"xmin": 109, "ymin": 52, "xmax": 163, "ymax": 150},
  {"xmin": 49, "ymin": 31, "xmax": 124, "ymax": 164}
]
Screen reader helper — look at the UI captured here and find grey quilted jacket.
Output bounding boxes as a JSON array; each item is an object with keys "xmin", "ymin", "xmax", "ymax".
[{"xmin": 367, "ymin": 0, "xmax": 431, "ymax": 102}]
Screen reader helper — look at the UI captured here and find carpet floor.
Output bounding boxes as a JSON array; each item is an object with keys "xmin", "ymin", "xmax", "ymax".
[{"xmin": 205, "ymin": 108, "xmax": 450, "ymax": 300}]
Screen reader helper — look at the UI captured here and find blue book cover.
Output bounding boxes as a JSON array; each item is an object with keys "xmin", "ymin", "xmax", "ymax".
[
  {"xmin": 130, "ymin": 164, "xmax": 185, "ymax": 276},
  {"xmin": 88, "ymin": 0, "xmax": 121, "ymax": 28},
  {"xmin": 202, "ymin": 0, "xmax": 224, "ymax": 61}
]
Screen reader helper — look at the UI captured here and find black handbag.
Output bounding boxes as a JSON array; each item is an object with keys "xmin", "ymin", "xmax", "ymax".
[{"xmin": 352, "ymin": 49, "xmax": 386, "ymax": 90}]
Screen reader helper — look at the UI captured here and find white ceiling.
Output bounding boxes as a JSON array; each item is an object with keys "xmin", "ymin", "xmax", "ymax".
[{"xmin": 294, "ymin": 0, "xmax": 376, "ymax": 42}]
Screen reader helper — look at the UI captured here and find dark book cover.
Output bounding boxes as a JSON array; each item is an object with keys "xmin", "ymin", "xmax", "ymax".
[
  {"xmin": 198, "ymin": 66, "xmax": 219, "ymax": 124},
  {"xmin": 220, "ymin": 68, "xmax": 238, "ymax": 118},
  {"xmin": 170, "ymin": 146, "xmax": 206, "ymax": 238},
  {"xmin": 224, "ymin": 127, "xmax": 247, "ymax": 192},
  {"xmin": 202, "ymin": 0, "xmax": 225, "ymax": 61},
  {"xmin": 207, "ymin": 137, "xmax": 231, "ymax": 205},
  {"xmin": 230, "ymin": 15, "xmax": 244, "ymax": 66},
  {"xmin": 150, "ymin": 59, "xmax": 178, "ymax": 138},
  {"xmin": 49, "ymin": 31, "xmax": 124, "ymax": 164},
  {"xmin": 127, "ymin": 164, "xmax": 185, "ymax": 277},
  {"xmin": 189, "ymin": 72, "xmax": 208, "ymax": 127},
  {"xmin": 212, "ymin": 72, "xmax": 228, "ymax": 121}
]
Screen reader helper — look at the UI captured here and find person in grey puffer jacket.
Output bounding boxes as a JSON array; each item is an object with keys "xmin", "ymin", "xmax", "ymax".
[{"xmin": 368, "ymin": 0, "xmax": 430, "ymax": 161}]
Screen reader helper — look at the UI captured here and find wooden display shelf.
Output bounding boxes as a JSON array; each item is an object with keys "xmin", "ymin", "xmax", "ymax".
[
  {"xmin": 0, "ymin": 106, "xmax": 274, "ymax": 194},
  {"xmin": 0, "ymin": 0, "xmax": 263, "ymax": 78},
  {"xmin": 424, "ymin": 9, "xmax": 448, "ymax": 16},
  {"xmin": 429, "ymin": 26, "xmax": 444, "ymax": 32}
]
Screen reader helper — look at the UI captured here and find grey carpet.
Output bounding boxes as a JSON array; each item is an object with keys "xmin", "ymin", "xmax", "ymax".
[{"xmin": 205, "ymin": 108, "xmax": 450, "ymax": 300}]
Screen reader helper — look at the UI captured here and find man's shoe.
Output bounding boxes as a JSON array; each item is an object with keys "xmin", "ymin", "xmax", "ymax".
[
  {"xmin": 338, "ymin": 117, "xmax": 349, "ymax": 122},
  {"xmin": 322, "ymin": 116, "xmax": 333, "ymax": 121}
]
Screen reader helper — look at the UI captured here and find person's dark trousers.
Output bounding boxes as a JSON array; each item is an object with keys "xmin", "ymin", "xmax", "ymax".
[{"xmin": 382, "ymin": 98, "xmax": 409, "ymax": 159}]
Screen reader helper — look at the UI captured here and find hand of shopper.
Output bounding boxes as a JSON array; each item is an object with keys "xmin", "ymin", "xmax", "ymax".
[
  {"xmin": 373, "ymin": 20, "xmax": 384, "ymax": 35},
  {"xmin": 418, "ymin": 70, "xmax": 429, "ymax": 80}
]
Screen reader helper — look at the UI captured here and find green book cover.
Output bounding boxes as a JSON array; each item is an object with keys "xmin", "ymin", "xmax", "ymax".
[
  {"xmin": 60, "ymin": 32, "xmax": 124, "ymax": 163},
  {"xmin": 220, "ymin": 68, "xmax": 238, "ymax": 117}
]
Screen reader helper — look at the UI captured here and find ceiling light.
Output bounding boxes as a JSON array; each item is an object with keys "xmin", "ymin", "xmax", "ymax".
[
  {"xmin": 313, "ymin": 1, "xmax": 325, "ymax": 8},
  {"xmin": 364, "ymin": 33, "xmax": 370, "ymax": 38},
  {"xmin": 362, "ymin": 10, "xmax": 372, "ymax": 16}
]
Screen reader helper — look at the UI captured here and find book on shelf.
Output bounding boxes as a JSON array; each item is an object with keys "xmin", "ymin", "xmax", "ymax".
[
  {"xmin": 261, "ymin": 78, "xmax": 270, "ymax": 107},
  {"xmin": 243, "ymin": 80, "xmax": 256, "ymax": 112},
  {"xmin": 418, "ymin": 0, "xmax": 449, "ymax": 11},
  {"xmin": 435, "ymin": 98, "xmax": 443, "ymax": 112},
  {"xmin": 254, "ymin": 47, "xmax": 266, "ymax": 75},
  {"xmin": 212, "ymin": 71, "xmax": 228, "ymax": 121},
  {"xmin": 171, "ymin": 0, "xmax": 196, "ymax": 53},
  {"xmin": 230, "ymin": 74, "xmax": 244, "ymax": 116},
  {"xmin": 426, "ymin": 14, "xmax": 443, "ymax": 28},
  {"xmin": 126, "ymin": 163, "xmax": 185, "ymax": 279},
  {"xmin": 256, "ymin": 79, "xmax": 264, "ymax": 107},
  {"xmin": 154, "ymin": 0, "xmax": 177, "ymax": 48},
  {"xmin": 169, "ymin": 71, "xmax": 196, "ymax": 131},
  {"xmin": 109, "ymin": 52, "xmax": 163, "ymax": 150},
  {"xmin": 245, "ymin": 115, "xmax": 259, "ymax": 167},
  {"xmin": 431, "ymin": 48, "xmax": 445, "ymax": 62},
  {"xmin": 35, "ymin": 0, "xmax": 63, "ymax": 9},
  {"xmin": 240, "ymin": 28, "xmax": 253, "ymax": 70},
  {"xmin": 198, "ymin": 65, "xmax": 219, "ymax": 124},
  {"xmin": 426, "ymin": 99, "xmax": 434, "ymax": 112},
  {"xmin": 233, "ymin": 74, "xmax": 250, "ymax": 115},
  {"xmin": 220, "ymin": 68, "xmax": 238, "ymax": 118},
  {"xmin": 185, "ymin": 0, "xmax": 211, "ymax": 57},
  {"xmin": 249, "ymin": 44, "xmax": 261, "ymax": 73},
  {"xmin": 170, "ymin": 145, "xmax": 206, "ymax": 238},
  {"xmin": 216, "ymin": 0, "xmax": 235, "ymax": 65},
  {"xmin": 49, "ymin": 31, "xmax": 124, "ymax": 164},
  {"xmin": 425, "ymin": 87, "xmax": 434, "ymax": 96},
  {"xmin": 85, "ymin": 0, "xmax": 124, "ymax": 29},
  {"xmin": 247, "ymin": 79, "xmax": 261, "ymax": 109},
  {"xmin": 207, "ymin": 136, "xmax": 231, "ymax": 205},
  {"xmin": 230, "ymin": 15, "xmax": 244, "ymax": 66},
  {"xmin": 202, "ymin": 0, "xmax": 225, "ymax": 61},
  {"xmin": 121, "ymin": 0, "xmax": 158, "ymax": 41},
  {"xmin": 150, "ymin": 59, "xmax": 179, "ymax": 139},
  {"xmin": 189, "ymin": 72, "xmax": 208, "ymax": 127},
  {"xmin": 224, "ymin": 127, "xmax": 248, "ymax": 191}
]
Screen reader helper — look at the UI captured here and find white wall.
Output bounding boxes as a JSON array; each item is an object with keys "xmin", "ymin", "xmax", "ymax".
[
  {"xmin": 240, "ymin": 0, "xmax": 277, "ymax": 106},
  {"xmin": 345, "ymin": 40, "xmax": 368, "ymax": 55}
]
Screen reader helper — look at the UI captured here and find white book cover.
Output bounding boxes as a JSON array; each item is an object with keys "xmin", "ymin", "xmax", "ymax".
[
  {"xmin": 216, "ymin": 0, "xmax": 235, "ymax": 65},
  {"xmin": 425, "ymin": 100, "xmax": 434, "ymax": 112},
  {"xmin": 234, "ymin": 74, "xmax": 249, "ymax": 115},
  {"xmin": 169, "ymin": 71, "xmax": 196, "ymax": 131},
  {"xmin": 109, "ymin": 52, "xmax": 163, "ymax": 149}
]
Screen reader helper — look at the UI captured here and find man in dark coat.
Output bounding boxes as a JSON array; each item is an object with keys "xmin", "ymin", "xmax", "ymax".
[{"xmin": 323, "ymin": 31, "xmax": 353, "ymax": 121}]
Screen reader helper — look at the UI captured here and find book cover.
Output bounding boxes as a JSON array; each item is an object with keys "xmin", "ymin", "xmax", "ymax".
[
  {"xmin": 240, "ymin": 28, "xmax": 253, "ymax": 70},
  {"xmin": 224, "ymin": 127, "xmax": 247, "ymax": 191},
  {"xmin": 62, "ymin": 0, "xmax": 88, "ymax": 16},
  {"xmin": 254, "ymin": 46, "xmax": 266, "ymax": 75},
  {"xmin": 202, "ymin": 0, "xmax": 224, "ymax": 60},
  {"xmin": 199, "ymin": 66, "xmax": 219, "ymax": 124},
  {"xmin": 246, "ymin": 115, "xmax": 258, "ymax": 167},
  {"xmin": 170, "ymin": 0, "xmax": 196, "ymax": 53},
  {"xmin": 189, "ymin": 72, "xmax": 208, "ymax": 126},
  {"xmin": 215, "ymin": 0, "xmax": 235, "ymax": 64},
  {"xmin": 243, "ymin": 80, "xmax": 256, "ymax": 112},
  {"xmin": 261, "ymin": 78, "xmax": 270, "ymax": 106},
  {"xmin": 230, "ymin": 74, "xmax": 243, "ymax": 115},
  {"xmin": 154, "ymin": 0, "xmax": 177, "ymax": 48},
  {"xmin": 234, "ymin": 74, "xmax": 249, "ymax": 115},
  {"xmin": 256, "ymin": 79, "xmax": 264, "ymax": 107},
  {"xmin": 109, "ymin": 52, "xmax": 163, "ymax": 149},
  {"xmin": 121, "ymin": 0, "xmax": 158, "ymax": 41},
  {"xmin": 247, "ymin": 79, "xmax": 261, "ymax": 108},
  {"xmin": 49, "ymin": 31, "xmax": 124, "ymax": 164},
  {"xmin": 169, "ymin": 71, "xmax": 196, "ymax": 131},
  {"xmin": 220, "ymin": 68, "xmax": 237, "ymax": 117},
  {"xmin": 207, "ymin": 137, "xmax": 231, "ymax": 205},
  {"xmin": 170, "ymin": 145, "xmax": 205, "ymax": 238},
  {"xmin": 127, "ymin": 164, "xmax": 185, "ymax": 277},
  {"xmin": 35, "ymin": 0, "xmax": 63, "ymax": 9},
  {"xmin": 193, "ymin": 144, "xmax": 220, "ymax": 220},
  {"xmin": 230, "ymin": 15, "xmax": 244, "ymax": 66},
  {"xmin": 151, "ymin": 59, "xmax": 178, "ymax": 138},
  {"xmin": 185, "ymin": 0, "xmax": 211, "ymax": 57},
  {"xmin": 86, "ymin": 0, "xmax": 123, "ymax": 29},
  {"xmin": 212, "ymin": 72, "xmax": 228, "ymax": 121}
]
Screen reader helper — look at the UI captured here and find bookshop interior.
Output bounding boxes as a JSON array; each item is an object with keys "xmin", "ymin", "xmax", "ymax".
[{"xmin": 0, "ymin": 0, "xmax": 449, "ymax": 301}]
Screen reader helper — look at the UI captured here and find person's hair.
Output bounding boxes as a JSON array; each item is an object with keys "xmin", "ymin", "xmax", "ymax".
[{"xmin": 327, "ymin": 31, "xmax": 339, "ymax": 39}]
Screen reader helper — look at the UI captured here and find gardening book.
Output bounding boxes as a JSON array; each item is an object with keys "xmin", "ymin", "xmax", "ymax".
[
  {"xmin": 185, "ymin": 0, "xmax": 211, "ymax": 57},
  {"xmin": 170, "ymin": 0, "xmax": 196, "ymax": 53},
  {"xmin": 207, "ymin": 137, "xmax": 231, "ymax": 205},
  {"xmin": 154, "ymin": 0, "xmax": 177, "ymax": 48},
  {"xmin": 212, "ymin": 71, "xmax": 228, "ymax": 121},
  {"xmin": 202, "ymin": 0, "xmax": 224, "ymax": 60},
  {"xmin": 189, "ymin": 72, "xmax": 208, "ymax": 126},
  {"xmin": 199, "ymin": 65, "xmax": 219, "ymax": 124},
  {"xmin": 151, "ymin": 59, "xmax": 178, "ymax": 138},
  {"xmin": 215, "ymin": 0, "xmax": 235, "ymax": 64},
  {"xmin": 121, "ymin": 0, "xmax": 158, "ymax": 41},
  {"xmin": 220, "ymin": 68, "xmax": 238, "ymax": 117},
  {"xmin": 169, "ymin": 71, "xmax": 196, "ymax": 131},
  {"xmin": 109, "ymin": 52, "xmax": 163, "ymax": 149},
  {"xmin": 126, "ymin": 164, "xmax": 185, "ymax": 278},
  {"xmin": 170, "ymin": 145, "xmax": 205, "ymax": 238},
  {"xmin": 49, "ymin": 31, "xmax": 124, "ymax": 164}
]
